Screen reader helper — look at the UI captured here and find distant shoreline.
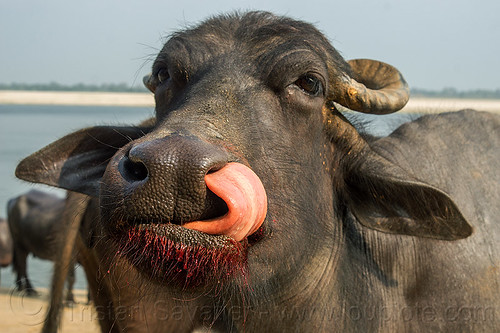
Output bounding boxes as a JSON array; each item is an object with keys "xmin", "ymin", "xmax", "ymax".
[
  {"xmin": 1, "ymin": 90, "xmax": 499, "ymax": 114},
  {"xmin": 0, "ymin": 90, "xmax": 154, "ymax": 107}
]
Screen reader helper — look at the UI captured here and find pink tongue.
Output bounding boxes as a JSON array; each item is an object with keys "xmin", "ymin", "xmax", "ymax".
[{"xmin": 182, "ymin": 162, "xmax": 267, "ymax": 241}]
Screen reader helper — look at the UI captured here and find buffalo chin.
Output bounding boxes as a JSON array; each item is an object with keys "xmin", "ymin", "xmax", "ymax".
[{"xmin": 112, "ymin": 223, "xmax": 249, "ymax": 288}]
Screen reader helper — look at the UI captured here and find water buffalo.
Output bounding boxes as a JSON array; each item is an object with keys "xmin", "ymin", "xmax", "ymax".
[
  {"xmin": 0, "ymin": 217, "xmax": 13, "ymax": 284},
  {"xmin": 15, "ymin": 11, "xmax": 500, "ymax": 332},
  {"xmin": 7, "ymin": 190, "xmax": 78, "ymax": 301}
]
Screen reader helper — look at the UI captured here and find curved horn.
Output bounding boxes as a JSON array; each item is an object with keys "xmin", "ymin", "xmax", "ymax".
[
  {"xmin": 333, "ymin": 59, "xmax": 410, "ymax": 114},
  {"xmin": 143, "ymin": 73, "xmax": 156, "ymax": 93}
]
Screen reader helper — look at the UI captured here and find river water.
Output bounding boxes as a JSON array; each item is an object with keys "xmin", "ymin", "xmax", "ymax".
[
  {"xmin": 0, "ymin": 104, "xmax": 154, "ymax": 290},
  {"xmin": 0, "ymin": 104, "xmax": 416, "ymax": 290}
]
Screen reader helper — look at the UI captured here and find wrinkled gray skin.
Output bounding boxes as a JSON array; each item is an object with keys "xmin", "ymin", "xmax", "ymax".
[
  {"xmin": 16, "ymin": 12, "xmax": 500, "ymax": 332},
  {"xmin": 7, "ymin": 190, "xmax": 77, "ymax": 301}
]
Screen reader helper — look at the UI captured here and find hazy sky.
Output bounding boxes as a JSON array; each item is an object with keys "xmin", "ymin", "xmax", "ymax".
[{"xmin": 1, "ymin": 0, "xmax": 498, "ymax": 90}]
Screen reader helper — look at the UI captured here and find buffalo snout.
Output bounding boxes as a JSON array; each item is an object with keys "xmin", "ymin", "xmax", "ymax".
[{"xmin": 100, "ymin": 134, "xmax": 231, "ymax": 230}]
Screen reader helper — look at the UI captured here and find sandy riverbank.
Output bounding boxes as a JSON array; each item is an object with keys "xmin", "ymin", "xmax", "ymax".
[
  {"xmin": 0, "ymin": 90, "xmax": 154, "ymax": 107},
  {"xmin": 0, "ymin": 287, "xmax": 99, "ymax": 333},
  {"xmin": 403, "ymin": 97, "xmax": 500, "ymax": 114},
  {"xmin": 0, "ymin": 90, "xmax": 499, "ymax": 114}
]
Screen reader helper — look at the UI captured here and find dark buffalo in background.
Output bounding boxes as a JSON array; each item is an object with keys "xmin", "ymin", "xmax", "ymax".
[
  {"xmin": 7, "ymin": 190, "xmax": 79, "ymax": 302},
  {"xmin": 0, "ymin": 217, "xmax": 13, "ymax": 283},
  {"xmin": 15, "ymin": 11, "xmax": 500, "ymax": 332}
]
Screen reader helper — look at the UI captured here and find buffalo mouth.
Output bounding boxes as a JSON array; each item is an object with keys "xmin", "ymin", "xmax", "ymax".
[
  {"xmin": 108, "ymin": 163, "xmax": 267, "ymax": 287},
  {"xmin": 115, "ymin": 223, "xmax": 250, "ymax": 287}
]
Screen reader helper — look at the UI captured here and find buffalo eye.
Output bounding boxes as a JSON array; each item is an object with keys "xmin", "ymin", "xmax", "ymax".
[
  {"xmin": 294, "ymin": 75, "xmax": 323, "ymax": 96},
  {"xmin": 156, "ymin": 68, "xmax": 170, "ymax": 84}
]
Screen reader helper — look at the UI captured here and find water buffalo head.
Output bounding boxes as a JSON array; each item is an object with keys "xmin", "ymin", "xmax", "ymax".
[{"xmin": 16, "ymin": 12, "xmax": 470, "ymax": 290}]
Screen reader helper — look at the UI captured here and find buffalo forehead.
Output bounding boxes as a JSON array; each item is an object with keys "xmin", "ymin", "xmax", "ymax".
[{"xmin": 155, "ymin": 14, "xmax": 333, "ymax": 87}]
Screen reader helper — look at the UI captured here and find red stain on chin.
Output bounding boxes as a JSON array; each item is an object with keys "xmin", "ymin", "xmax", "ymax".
[{"xmin": 116, "ymin": 224, "xmax": 249, "ymax": 287}]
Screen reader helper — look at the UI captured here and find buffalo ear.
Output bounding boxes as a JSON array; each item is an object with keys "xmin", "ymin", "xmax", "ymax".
[
  {"xmin": 345, "ymin": 154, "xmax": 472, "ymax": 240},
  {"xmin": 16, "ymin": 125, "xmax": 151, "ymax": 197}
]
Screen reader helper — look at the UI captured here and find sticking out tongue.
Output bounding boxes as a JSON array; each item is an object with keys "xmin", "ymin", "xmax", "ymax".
[{"xmin": 182, "ymin": 162, "xmax": 267, "ymax": 241}]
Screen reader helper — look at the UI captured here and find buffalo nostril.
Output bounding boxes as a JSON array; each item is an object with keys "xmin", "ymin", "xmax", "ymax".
[{"xmin": 119, "ymin": 155, "xmax": 149, "ymax": 182}]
